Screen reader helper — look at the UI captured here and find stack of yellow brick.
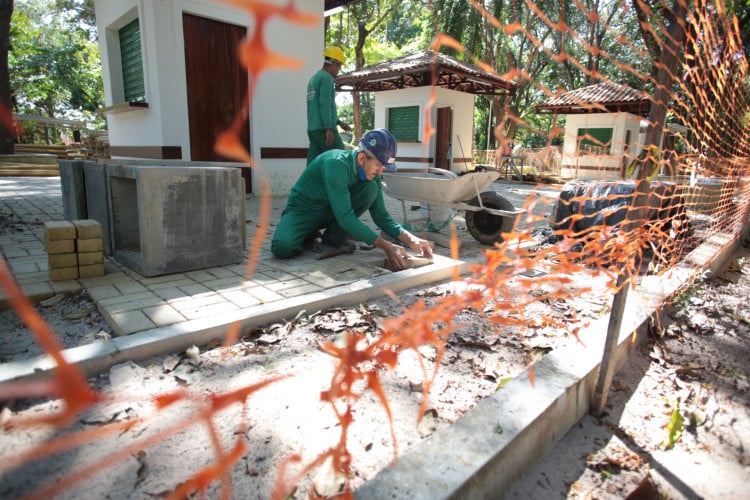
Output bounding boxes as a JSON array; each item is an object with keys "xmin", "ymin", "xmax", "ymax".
[{"xmin": 44, "ymin": 220, "xmax": 106, "ymax": 281}]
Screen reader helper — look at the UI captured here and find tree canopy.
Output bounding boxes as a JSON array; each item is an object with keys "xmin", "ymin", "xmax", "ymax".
[{"xmin": 8, "ymin": 0, "xmax": 103, "ymax": 144}]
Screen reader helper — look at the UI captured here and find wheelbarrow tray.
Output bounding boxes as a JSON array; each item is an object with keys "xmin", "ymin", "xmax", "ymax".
[
  {"xmin": 381, "ymin": 169, "xmax": 524, "ymax": 245},
  {"xmin": 382, "ymin": 170, "xmax": 500, "ymax": 203}
]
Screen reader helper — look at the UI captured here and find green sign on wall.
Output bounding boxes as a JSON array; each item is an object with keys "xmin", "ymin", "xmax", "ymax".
[{"xmin": 577, "ymin": 127, "xmax": 613, "ymax": 152}]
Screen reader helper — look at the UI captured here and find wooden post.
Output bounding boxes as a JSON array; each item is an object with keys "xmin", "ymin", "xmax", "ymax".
[{"xmin": 590, "ymin": 271, "xmax": 629, "ymax": 417}]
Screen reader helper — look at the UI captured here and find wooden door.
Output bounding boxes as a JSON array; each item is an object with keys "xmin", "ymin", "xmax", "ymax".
[
  {"xmin": 183, "ymin": 14, "xmax": 251, "ymax": 192},
  {"xmin": 435, "ymin": 107, "xmax": 452, "ymax": 170}
]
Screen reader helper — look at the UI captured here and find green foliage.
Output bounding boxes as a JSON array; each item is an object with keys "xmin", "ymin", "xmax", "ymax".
[
  {"xmin": 663, "ymin": 407, "xmax": 684, "ymax": 449},
  {"xmin": 331, "ymin": 0, "xmax": 745, "ymax": 157},
  {"xmin": 10, "ymin": 0, "xmax": 104, "ymax": 130},
  {"xmin": 724, "ymin": 366, "xmax": 744, "ymax": 379},
  {"xmin": 331, "ymin": 0, "xmax": 653, "ymax": 150},
  {"xmin": 674, "ymin": 270, "xmax": 707, "ymax": 308}
]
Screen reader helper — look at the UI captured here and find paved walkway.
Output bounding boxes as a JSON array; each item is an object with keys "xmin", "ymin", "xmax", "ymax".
[{"xmin": 0, "ymin": 176, "xmax": 555, "ymax": 338}]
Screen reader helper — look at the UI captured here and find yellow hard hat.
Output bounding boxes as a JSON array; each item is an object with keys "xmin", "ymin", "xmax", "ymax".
[{"xmin": 324, "ymin": 46, "xmax": 345, "ymax": 64}]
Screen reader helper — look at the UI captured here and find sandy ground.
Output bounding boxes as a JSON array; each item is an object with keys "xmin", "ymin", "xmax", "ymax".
[
  {"xmin": 507, "ymin": 244, "xmax": 750, "ymax": 499},
  {"xmin": 0, "ymin": 242, "xmax": 749, "ymax": 498}
]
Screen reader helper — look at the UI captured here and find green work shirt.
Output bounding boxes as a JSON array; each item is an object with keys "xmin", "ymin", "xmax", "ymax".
[
  {"xmin": 287, "ymin": 149, "xmax": 404, "ymax": 245},
  {"xmin": 306, "ymin": 69, "xmax": 338, "ymax": 132}
]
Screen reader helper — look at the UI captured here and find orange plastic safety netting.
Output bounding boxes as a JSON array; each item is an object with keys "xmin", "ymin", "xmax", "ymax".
[{"xmin": 0, "ymin": 1, "xmax": 748, "ymax": 498}]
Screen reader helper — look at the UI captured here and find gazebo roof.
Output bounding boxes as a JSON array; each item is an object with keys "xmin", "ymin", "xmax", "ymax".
[
  {"xmin": 335, "ymin": 49, "xmax": 516, "ymax": 96},
  {"xmin": 535, "ymin": 82, "xmax": 651, "ymax": 116}
]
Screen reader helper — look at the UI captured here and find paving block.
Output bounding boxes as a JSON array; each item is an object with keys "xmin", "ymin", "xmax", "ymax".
[
  {"xmin": 73, "ymin": 219, "xmax": 103, "ymax": 239},
  {"xmin": 106, "ymin": 310, "xmax": 156, "ymax": 336},
  {"xmin": 142, "ymin": 304, "xmax": 187, "ymax": 326},
  {"xmin": 47, "ymin": 253, "xmax": 78, "ymax": 269},
  {"xmin": 49, "ymin": 266, "xmax": 79, "ymax": 281},
  {"xmin": 45, "ymin": 239, "xmax": 76, "ymax": 254},
  {"xmin": 43, "ymin": 221, "xmax": 76, "ymax": 241},
  {"xmin": 78, "ymin": 263, "xmax": 105, "ymax": 279},
  {"xmin": 77, "ymin": 238, "xmax": 103, "ymax": 253},
  {"xmin": 78, "ymin": 251, "xmax": 104, "ymax": 266}
]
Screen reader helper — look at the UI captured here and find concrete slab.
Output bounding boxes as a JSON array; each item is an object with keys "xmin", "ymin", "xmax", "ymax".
[
  {"xmin": 83, "ymin": 161, "xmax": 113, "ymax": 255},
  {"xmin": 58, "ymin": 160, "xmax": 87, "ymax": 220},
  {"xmin": 106, "ymin": 164, "xmax": 245, "ymax": 277}
]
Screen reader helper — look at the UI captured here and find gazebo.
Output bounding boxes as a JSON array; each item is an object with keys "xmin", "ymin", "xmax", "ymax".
[
  {"xmin": 536, "ymin": 82, "xmax": 650, "ymax": 180},
  {"xmin": 336, "ymin": 49, "xmax": 516, "ymax": 173}
]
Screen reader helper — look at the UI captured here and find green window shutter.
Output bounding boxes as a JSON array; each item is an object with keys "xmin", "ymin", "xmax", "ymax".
[
  {"xmin": 387, "ymin": 106, "xmax": 420, "ymax": 142},
  {"xmin": 119, "ymin": 19, "xmax": 146, "ymax": 102},
  {"xmin": 577, "ymin": 127, "xmax": 613, "ymax": 153}
]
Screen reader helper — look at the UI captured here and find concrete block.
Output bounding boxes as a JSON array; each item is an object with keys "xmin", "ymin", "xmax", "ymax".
[
  {"xmin": 78, "ymin": 263, "xmax": 105, "ymax": 278},
  {"xmin": 78, "ymin": 251, "xmax": 104, "ymax": 266},
  {"xmin": 44, "ymin": 221, "xmax": 76, "ymax": 241},
  {"xmin": 47, "ymin": 253, "xmax": 78, "ymax": 269},
  {"xmin": 45, "ymin": 239, "xmax": 75, "ymax": 254},
  {"xmin": 84, "ymin": 161, "xmax": 113, "ymax": 256},
  {"xmin": 106, "ymin": 164, "xmax": 244, "ymax": 277},
  {"xmin": 73, "ymin": 219, "xmax": 103, "ymax": 239},
  {"xmin": 59, "ymin": 160, "xmax": 87, "ymax": 220},
  {"xmin": 77, "ymin": 238, "xmax": 103, "ymax": 253},
  {"xmin": 49, "ymin": 266, "xmax": 79, "ymax": 281}
]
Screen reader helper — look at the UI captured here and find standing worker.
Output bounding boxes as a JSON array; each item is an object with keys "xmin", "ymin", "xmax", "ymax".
[
  {"xmin": 271, "ymin": 129, "xmax": 433, "ymax": 271},
  {"xmin": 306, "ymin": 46, "xmax": 352, "ymax": 165}
]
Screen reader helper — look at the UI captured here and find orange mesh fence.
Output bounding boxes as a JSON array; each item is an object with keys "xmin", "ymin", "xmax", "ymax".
[{"xmin": 0, "ymin": 0, "xmax": 748, "ymax": 498}]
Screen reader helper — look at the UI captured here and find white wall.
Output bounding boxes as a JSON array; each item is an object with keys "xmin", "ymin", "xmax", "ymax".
[
  {"xmin": 560, "ymin": 112, "xmax": 642, "ymax": 181},
  {"xmin": 253, "ymin": 6, "xmax": 323, "ymax": 195},
  {"xmin": 94, "ymin": 0, "xmax": 323, "ymax": 196},
  {"xmin": 374, "ymin": 87, "xmax": 476, "ymax": 174}
]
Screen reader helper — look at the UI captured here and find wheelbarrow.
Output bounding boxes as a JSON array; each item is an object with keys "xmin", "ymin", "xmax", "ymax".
[{"xmin": 381, "ymin": 168, "xmax": 524, "ymax": 245}]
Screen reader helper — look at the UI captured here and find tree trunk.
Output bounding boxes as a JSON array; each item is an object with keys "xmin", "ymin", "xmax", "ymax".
[
  {"xmin": 352, "ymin": 21, "xmax": 368, "ymax": 141},
  {"xmin": 0, "ymin": 0, "xmax": 14, "ymax": 154},
  {"xmin": 352, "ymin": 90, "xmax": 361, "ymax": 141},
  {"xmin": 637, "ymin": 0, "xmax": 688, "ymax": 180}
]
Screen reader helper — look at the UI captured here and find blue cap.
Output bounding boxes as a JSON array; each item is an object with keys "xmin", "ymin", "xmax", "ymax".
[{"xmin": 359, "ymin": 129, "xmax": 398, "ymax": 172}]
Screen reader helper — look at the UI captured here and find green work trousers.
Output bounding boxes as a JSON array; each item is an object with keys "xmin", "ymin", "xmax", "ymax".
[
  {"xmin": 271, "ymin": 181, "xmax": 378, "ymax": 259},
  {"xmin": 307, "ymin": 129, "xmax": 346, "ymax": 165}
]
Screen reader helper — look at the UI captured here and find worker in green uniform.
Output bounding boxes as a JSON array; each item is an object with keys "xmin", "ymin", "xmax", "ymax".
[
  {"xmin": 306, "ymin": 46, "xmax": 351, "ymax": 165},
  {"xmin": 271, "ymin": 129, "xmax": 433, "ymax": 271}
]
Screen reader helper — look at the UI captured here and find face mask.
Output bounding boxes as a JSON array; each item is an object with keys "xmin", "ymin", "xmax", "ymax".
[{"xmin": 357, "ymin": 166, "xmax": 367, "ymax": 181}]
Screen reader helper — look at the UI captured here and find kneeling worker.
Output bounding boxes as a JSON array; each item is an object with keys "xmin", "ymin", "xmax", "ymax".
[{"xmin": 271, "ymin": 129, "xmax": 433, "ymax": 271}]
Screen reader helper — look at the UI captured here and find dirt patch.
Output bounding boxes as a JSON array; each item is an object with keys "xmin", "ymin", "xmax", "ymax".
[{"xmin": 0, "ymin": 291, "xmax": 113, "ymax": 363}]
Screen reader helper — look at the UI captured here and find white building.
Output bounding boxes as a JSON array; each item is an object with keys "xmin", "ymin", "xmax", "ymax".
[
  {"xmin": 336, "ymin": 50, "xmax": 516, "ymax": 175},
  {"xmin": 93, "ymin": 0, "xmax": 357, "ymax": 196},
  {"xmin": 536, "ymin": 82, "xmax": 650, "ymax": 181}
]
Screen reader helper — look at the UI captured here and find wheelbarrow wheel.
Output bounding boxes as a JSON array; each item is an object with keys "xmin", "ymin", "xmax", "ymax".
[{"xmin": 465, "ymin": 191, "xmax": 516, "ymax": 245}]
